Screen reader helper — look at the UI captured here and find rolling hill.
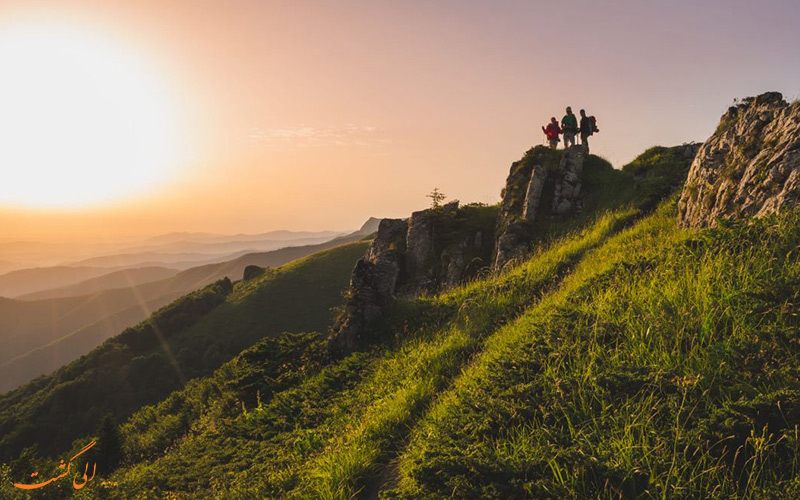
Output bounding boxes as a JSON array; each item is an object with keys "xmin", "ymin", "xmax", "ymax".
[
  {"xmin": 0, "ymin": 142, "xmax": 696, "ymax": 499},
  {"xmin": 18, "ymin": 266, "xmax": 179, "ymax": 300},
  {"xmin": 51, "ymin": 144, "xmax": 796, "ymax": 499},
  {"xmin": 0, "ymin": 265, "xmax": 125, "ymax": 298},
  {"xmin": 0, "ymin": 240, "xmax": 370, "ymax": 466},
  {"xmin": 0, "ymin": 223, "xmax": 378, "ymax": 392}
]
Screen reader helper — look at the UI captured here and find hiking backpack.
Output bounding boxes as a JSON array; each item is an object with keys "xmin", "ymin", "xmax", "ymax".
[{"xmin": 589, "ymin": 116, "xmax": 599, "ymax": 134}]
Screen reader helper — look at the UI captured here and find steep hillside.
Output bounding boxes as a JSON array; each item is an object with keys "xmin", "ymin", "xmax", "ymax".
[
  {"xmin": 0, "ymin": 241, "xmax": 368, "ymax": 466},
  {"xmin": 76, "ymin": 209, "xmax": 669, "ymax": 499},
  {"xmin": 0, "ymin": 142, "xmax": 709, "ymax": 500},
  {"xmin": 0, "ymin": 229, "xmax": 373, "ymax": 392}
]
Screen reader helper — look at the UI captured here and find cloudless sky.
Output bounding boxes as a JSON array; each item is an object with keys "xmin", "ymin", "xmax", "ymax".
[{"xmin": 2, "ymin": 0, "xmax": 800, "ymax": 242}]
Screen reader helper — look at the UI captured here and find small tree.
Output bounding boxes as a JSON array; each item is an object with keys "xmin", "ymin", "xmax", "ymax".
[
  {"xmin": 427, "ymin": 188, "xmax": 446, "ymax": 209},
  {"xmin": 96, "ymin": 414, "xmax": 122, "ymax": 474}
]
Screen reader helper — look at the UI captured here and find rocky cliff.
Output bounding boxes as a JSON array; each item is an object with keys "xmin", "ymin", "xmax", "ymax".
[
  {"xmin": 678, "ymin": 92, "xmax": 800, "ymax": 228},
  {"xmin": 329, "ymin": 203, "xmax": 496, "ymax": 354}
]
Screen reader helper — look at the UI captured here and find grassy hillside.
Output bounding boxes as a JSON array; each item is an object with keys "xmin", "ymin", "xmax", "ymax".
[
  {"xmin": 71, "ymin": 202, "xmax": 800, "ymax": 499},
  {"xmin": 0, "ymin": 145, "xmax": 756, "ymax": 499},
  {"xmin": 0, "ymin": 241, "xmax": 368, "ymax": 468},
  {"xmin": 83, "ymin": 208, "xmax": 640, "ymax": 500},
  {"xmin": 12, "ymin": 144, "xmax": 794, "ymax": 499}
]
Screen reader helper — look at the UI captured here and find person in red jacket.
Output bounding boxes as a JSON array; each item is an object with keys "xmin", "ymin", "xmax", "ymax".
[{"xmin": 542, "ymin": 117, "xmax": 562, "ymax": 149}]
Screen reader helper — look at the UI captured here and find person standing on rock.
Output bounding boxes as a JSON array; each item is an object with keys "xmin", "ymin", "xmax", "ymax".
[
  {"xmin": 561, "ymin": 107, "xmax": 578, "ymax": 148},
  {"xmin": 579, "ymin": 109, "xmax": 593, "ymax": 152},
  {"xmin": 542, "ymin": 117, "xmax": 561, "ymax": 149}
]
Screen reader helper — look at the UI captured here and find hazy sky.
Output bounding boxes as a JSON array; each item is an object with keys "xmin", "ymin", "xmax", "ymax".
[{"xmin": 2, "ymin": 0, "xmax": 800, "ymax": 242}]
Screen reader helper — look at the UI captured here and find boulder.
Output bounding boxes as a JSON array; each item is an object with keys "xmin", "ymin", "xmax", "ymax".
[{"xmin": 242, "ymin": 265, "xmax": 265, "ymax": 281}]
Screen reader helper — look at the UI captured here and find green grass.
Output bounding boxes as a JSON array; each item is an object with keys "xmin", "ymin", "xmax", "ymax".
[
  {"xmin": 0, "ymin": 241, "xmax": 368, "ymax": 485},
  {"xmin": 60, "ymin": 208, "xmax": 635, "ymax": 500},
  {"xmin": 84, "ymin": 201, "xmax": 800, "ymax": 500},
  {"xmin": 386, "ymin": 207, "xmax": 800, "ymax": 499},
  {"xmin": 6, "ymin": 144, "xmax": 756, "ymax": 499}
]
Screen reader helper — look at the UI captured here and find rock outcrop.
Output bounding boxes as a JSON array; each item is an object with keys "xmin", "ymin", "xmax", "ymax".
[
  {"xmin": 493, "ymin": 146, "xmax": 580, "ymax": 270},
  {"xmin": 329, "ymin": 203, "xmax": 496, "ymax": 354},
  {"xmin": 551, "ymin": 146, "xmax": 587, "ymax": 215},
  {"xmin": 328, "ymin": 218, "xmax": 407, "ymax": 354},
  {"xmin": 678, "ymin": 92, "xmax": 800, "ymax": 228},
  {"xmin": 243, "ymin": 265, "xmax": 266, "ymax": 281}
]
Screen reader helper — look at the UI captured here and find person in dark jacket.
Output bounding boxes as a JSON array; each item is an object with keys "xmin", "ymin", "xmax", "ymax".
[
  {"xmin": 542, "ymin": 117, "xmax": 561, "ymax": 149},
  {"xmin": 561, "ymin": 107, "xmax": 578, "ymax": 148},
  {"xmin": 579, "ymin": 109, "xmax": 592, "ymax": 152}
]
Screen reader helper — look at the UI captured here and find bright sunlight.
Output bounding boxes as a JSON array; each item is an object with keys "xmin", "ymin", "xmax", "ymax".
[{"xmin": 0, "ymin": 25, "xmax": 183, "ymax": 208}]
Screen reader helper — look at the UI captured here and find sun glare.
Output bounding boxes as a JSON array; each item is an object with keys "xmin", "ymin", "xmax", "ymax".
[{"xmin": 0, "ymin": 25, "xmax": 183, "ymax": 208}]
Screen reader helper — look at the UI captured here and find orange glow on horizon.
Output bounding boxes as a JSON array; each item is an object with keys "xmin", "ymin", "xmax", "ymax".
[{"xmin": 1, "ymin": 0, "xmax": 799, "ymax": 244}]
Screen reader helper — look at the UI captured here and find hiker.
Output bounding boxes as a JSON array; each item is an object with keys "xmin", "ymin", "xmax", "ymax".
[
  {"xmin": 579, "ymin": 109, "xmax": 599, "ymax": 152},
  {"xmin": 541, "ymin": 117, "xmax": 561, "ymax": 149},
  {"xmin": 560, "ymin": 107, "xmax": 578, "ymax": 148}
]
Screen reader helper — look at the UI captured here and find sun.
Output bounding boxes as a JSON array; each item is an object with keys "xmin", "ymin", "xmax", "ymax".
[{"xmin": 0, "ymin": 25, "xmax": 184, "ymax": 208}]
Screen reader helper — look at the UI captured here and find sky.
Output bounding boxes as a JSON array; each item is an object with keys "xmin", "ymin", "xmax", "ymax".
[{"xmin": 2, "ymin": 0, "xmax": 800, "ymax": 243}]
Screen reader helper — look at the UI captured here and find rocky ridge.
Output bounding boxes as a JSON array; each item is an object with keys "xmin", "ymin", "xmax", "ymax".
[
  {"xmin": 330, "ymin": 145, "xmax": 592, "ymax": 354},
  {"xmin": 331, "ymin": 136, "xmax": 707, "ymax": 354}
]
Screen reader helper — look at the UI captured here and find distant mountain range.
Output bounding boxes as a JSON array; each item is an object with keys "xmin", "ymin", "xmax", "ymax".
[
  {"xmin": 18, "ymin": 266, "xmax": 180, "ymax": 301},
  {"xmin": 0, "ymin": 229, "xmax": 359, "ymax": 298},
  {"xmin": 0, "ymin": 218, "xmax": 380, "ymax": 393},
  {"xmin": 0, "ymin": 228, "xmax": 351, "ymax": 277},
  {"xmin": 0, "ymin": 266, "xmax": 128, "ymax": 298}
]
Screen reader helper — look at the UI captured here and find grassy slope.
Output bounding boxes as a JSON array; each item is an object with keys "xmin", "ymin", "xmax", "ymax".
[
  {"xmin": 81, "ymin": 208, "xmax": 639, "ymax": 500},
  {"xmin": 5, "ymin": 145, "xmax": 739, "ymax": 499},
  {"xmin": 387, "ymin": 208, "xmax": 800, "ymax": 499},
  {"xmin": 0, "ymin": 241, "xmax": 368, "ymax": 466}
]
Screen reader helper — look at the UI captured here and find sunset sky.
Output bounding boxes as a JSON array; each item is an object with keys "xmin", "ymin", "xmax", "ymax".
[{"xmin": 2, "ymin": 0, "xmax": 800, "ymax": 243}]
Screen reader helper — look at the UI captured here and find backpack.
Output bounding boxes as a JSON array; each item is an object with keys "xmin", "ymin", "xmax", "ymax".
[{"xmin": 589, "ymin": 116, "xmax": 599, "ymax": 134}]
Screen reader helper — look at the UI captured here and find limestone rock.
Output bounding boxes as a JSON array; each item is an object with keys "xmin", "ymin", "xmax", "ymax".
[
  {"xmin": 328, "ymin": 218, "xmax": 407, "ymax": 355},
  {"xmin": 493, "ymin": 147, "xmax": 559, "ymax": 271},
  {"xmin": 678, "ymin": 92, "xmax": 800, "ymax": 228},
  {"xmin": 552, "ymin": 146, "xmax": 586, "ymax": 215},
  {"xmin": 406, "ymin": 208, "xmax": 438, "ymax": 287},
  {"xmin": 522, "ymin": 164, "xmax": 548, "ymax": 221}
]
